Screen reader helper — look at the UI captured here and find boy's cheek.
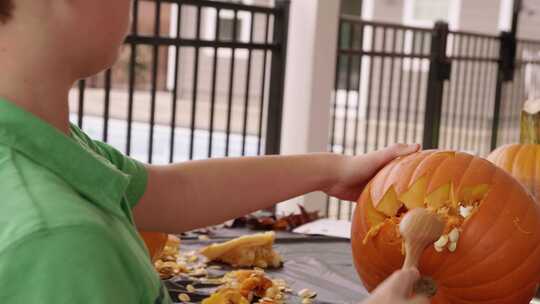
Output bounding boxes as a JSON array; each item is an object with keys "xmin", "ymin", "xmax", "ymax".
[{"xmin": 38, "ymin": 0, "xmax": 131, "ymax": 77}]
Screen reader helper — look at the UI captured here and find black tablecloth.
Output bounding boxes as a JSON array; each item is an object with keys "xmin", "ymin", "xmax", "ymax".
[
  {"xmin": 173, "ymin": 228, "xmax": 367, "ymax": 304},
  {"xmin": 171, "ymin": 228, "xmax": 540, "ymax": 304}
]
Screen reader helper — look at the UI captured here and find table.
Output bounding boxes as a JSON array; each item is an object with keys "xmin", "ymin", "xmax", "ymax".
[{"xmin": 168, "ymin": 228, "xmax": 540, "ymax": 304}]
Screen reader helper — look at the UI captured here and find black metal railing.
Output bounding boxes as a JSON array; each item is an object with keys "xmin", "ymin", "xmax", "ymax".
[
  {"xmin": 438, "ymin": 30, "xmax": 500, "ymax": 155},
  {"xmin": 71, "ymin": 0, "xmax": 289, "ymax": 164},
  {"xmin": 328, "ymin": 15, "xmax": 540, "ymax": 220},
  {"xmin": 328, "ymin": 17, "xmax": 433, "ymax": 219}
]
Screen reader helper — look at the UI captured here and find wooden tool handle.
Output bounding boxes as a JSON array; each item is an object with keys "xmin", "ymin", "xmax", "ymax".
[
  {"xmin": 400, "ymin": 208, "xmax": 445, "ymax": 269},
  {"xmin": 399, "ymin": 208, "xmax": 444, "ymax": 297},
  {"xmin": 402, "ymin": 242, "xmax": 426, "ymax": 269}
]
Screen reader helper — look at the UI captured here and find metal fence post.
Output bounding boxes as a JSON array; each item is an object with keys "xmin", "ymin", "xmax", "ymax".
[
  {"xmin": 265, "ymin": 0, "xmax": 290, "ymax": 155},
  {"xmin": 422, "ymin": 21, "xmax": 451, "ymax": 149},
  {"xmin": 490, "ymin": 31, "xmax": 517, "ymax": 150},
  {"xmin": 490, "ymin": 0, "xmax": 520, "ymax": 150}
]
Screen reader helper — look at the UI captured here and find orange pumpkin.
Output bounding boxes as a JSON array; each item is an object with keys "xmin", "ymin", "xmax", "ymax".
[
  {"xmin": 139, "ymin": 231, "xmax": 168, "ymax": 262},
  {"xmin": 487, "ymin": 144, "xmax": 540, "ymax": 200},
  {"xmin": 351, "ymin": 150, "xmax": 540, "ymax": 304}
]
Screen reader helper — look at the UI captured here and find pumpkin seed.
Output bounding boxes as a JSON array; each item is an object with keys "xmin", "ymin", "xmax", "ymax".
[
  {"xmin": 434, "ymin": 234, "xmax": 449, "ymax": 248},
  {"xmin": 434, "ymin": 244, "xmax": 444, "ymax": 252},
  {"xmin": 448, "ymin": 241, "xmax": 457, "ymax": 252},
  {"xmin": 298, "ymin": 288, "xmax": 316, "ymax": 298},
  {"xmin": 449, "ymin": 228, "xmax": 460, "ymax": 243},
  {"xmin": 186, "ymin": 284, "xmax": 196, "ymax": 293},
  {"xmin": 178, "ymin": 293, "xmax": 191, "ymax": 302}
]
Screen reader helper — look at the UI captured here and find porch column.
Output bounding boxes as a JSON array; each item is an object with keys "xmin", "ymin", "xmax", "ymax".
[{"xmin": 276, "ymin": 0, "xmax": 341, "ymax": 215}]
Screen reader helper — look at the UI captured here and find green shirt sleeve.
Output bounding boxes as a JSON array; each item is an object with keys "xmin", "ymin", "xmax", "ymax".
[
  {"xmin": 0, "ymin": 227, "xmax": 146, "ymax": 303},
  {"xmin": 91, "ymin": 140, "xmax": 148, "ymax": 208},
  {"xmin": 70, "ymin": 125, "xmax": 148, "ymax": 208}
]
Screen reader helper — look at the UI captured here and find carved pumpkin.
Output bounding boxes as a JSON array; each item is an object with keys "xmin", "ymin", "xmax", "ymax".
[
  {"xmin": 351, "ymin": 150, "xmax": 540, "ymax": 303},
  {"xmin": 487, "ymin": 144, "xmax": 540, "ymax": 200},
  {"xmin": 139, "ymin": 231, "xmax": 168, "ymax": 262}
]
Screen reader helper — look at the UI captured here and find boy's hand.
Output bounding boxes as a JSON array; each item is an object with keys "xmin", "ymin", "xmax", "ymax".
[
  {"xmin": 361, "ymin": 268, "xmax": 429, "ymax": 304},
  {"xmin": 324, "ymin": 144, "xmax": 420, "ymax": 201}
]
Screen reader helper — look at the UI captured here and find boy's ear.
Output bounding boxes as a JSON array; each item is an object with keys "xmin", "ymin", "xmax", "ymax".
[{"xmin": 0, "ymin": 0, "xmax": 14, "ymax": 24}]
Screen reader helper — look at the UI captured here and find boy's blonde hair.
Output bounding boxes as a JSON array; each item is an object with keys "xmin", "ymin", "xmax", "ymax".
[{"xmin": 0, "ymin": 0, "xmax": 13, "ymax": 23}]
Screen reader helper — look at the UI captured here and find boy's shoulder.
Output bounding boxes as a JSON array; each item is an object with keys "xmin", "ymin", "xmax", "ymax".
[
  {"xmin": 0, "ymin": 147, "xmax": 167, "ymax": 304},
  {"xmin": 0, "ymin": 144, "xmax": 114, "ymax": 251}
]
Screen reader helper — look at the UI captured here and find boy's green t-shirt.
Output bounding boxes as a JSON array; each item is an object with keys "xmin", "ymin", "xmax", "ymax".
[{"xmin": 0, "ymin": 99, "xmax": 172, "ymax": 303}]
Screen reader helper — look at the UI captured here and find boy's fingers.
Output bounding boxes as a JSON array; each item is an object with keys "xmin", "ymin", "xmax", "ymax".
[
  {"xmin": 375, "ymin": 144, "xmax": 420, "ymax": 165},
  {"xmin": 389, "ymin": 143, "xmax": 421, "ymax": 158},
  {"xmin": 384, "ymin": 268, "xmax": 421, "ymax": 297}
]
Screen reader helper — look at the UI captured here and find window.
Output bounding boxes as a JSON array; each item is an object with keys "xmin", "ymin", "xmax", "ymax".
[
  {"xmin": 337, "ymin": 0, "xmax": 363, "ymax": 90},
  {"xmin": 203, "ymin": 0, "xmax": 253, "ymax": 58},
  {"xmin": 218, "ymin": 16, "xmax": 244, "ymax": 41},
  {"xmin": 405, "ymin": 0, "xmax": 453, "ymax": 26},
  {"xmin": 402, "ymin": 0, "xmax": 461, "ymax": 71},
  {"xmin": 166, "ymin": 0, "xmax": 253, "ymax": 89},
  {"xmin": 341, "ymin": 0, "xmax": 362, "ymax": 16},
  {"xmin": 214, "ymin": 0, "xmax": 245, "ymax": 41}
]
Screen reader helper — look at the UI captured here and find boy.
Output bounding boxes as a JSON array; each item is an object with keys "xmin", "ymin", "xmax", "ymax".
[{"xmin": 0, "ymin": 1, "xmax": 427, "ymax": 303}]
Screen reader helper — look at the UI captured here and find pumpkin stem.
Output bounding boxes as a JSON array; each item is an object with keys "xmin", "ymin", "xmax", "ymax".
[{"xmin": 520, "ymin": 99, "xmax": 540, "ymax": 144}]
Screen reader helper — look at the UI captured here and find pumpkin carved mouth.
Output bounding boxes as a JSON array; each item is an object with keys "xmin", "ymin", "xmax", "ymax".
[
  {"xmin": 351, "ymin": 150, "xmax": 540, "ymax": 303},
  {"xmin": 363, "ymin": 152, "xmax": 490, "ymax": 253}
]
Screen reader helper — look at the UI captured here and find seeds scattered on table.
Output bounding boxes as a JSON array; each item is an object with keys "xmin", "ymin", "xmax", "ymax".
[
  {"xmin": 186, "ymin": 284, "xmax": 196, "ymax": 293},
  {"xmin": 190, "ymin": 268, "xmax": 208, "ymax": 277},
  {"xmin": 178, "ymin": 293, "xmax": 191, "ymax": 302},
  {"xmin": 207, "ymin": 265, "xmax": 222, "ymax": 270},
  {"xmin": 187, "ymin": 255, "xmax": 198, "ymax": 263},
  {"xmin": 298, "ymin": 288, "xmax": 317, "ymax": 298}
]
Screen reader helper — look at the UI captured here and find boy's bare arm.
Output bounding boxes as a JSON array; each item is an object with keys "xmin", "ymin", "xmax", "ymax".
[{"xmin": 133, "ymin": 144, "xmax": 419, "ymax": 233}]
